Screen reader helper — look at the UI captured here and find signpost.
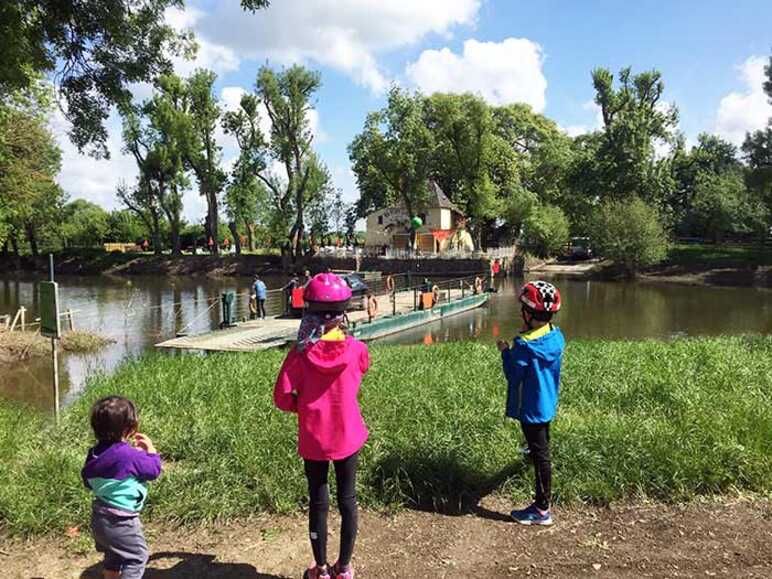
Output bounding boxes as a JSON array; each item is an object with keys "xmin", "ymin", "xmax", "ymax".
[{"xmin": 40, "ymin": 254, "xmax": 61, "ymax": 424}]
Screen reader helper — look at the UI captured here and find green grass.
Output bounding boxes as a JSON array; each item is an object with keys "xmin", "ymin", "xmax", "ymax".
[
  {"xmin": 0, "ymin": 337, "xmax": 771, "ymax": 536},
  {"xmin": 665, "ymin": 243, "xmax": 772, "ymax": 267}
]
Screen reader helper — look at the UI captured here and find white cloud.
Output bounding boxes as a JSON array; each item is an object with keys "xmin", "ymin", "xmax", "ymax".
[
  {"xmin": 165, "ymin": 6, "xmax": 240, "ymax": 76},
  {"xmin": 715, "ymin": 56, "xmax": 772, "ymax": 145},
  {"xmin": 405, "ymin": 38, "xmax": 547, "ymax": 110},
  {"xmin": 193, "ymin": 0, "xmax": 481, "ymax": 92},
  {"xmin": 50, "ymin": 110, "xmax": 138, "ymax": 211}
]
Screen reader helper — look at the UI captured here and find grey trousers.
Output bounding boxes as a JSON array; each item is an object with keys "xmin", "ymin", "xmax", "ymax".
[{"xmin": 91, "ymin": 509, "xmax": 149, "ymax": 578}]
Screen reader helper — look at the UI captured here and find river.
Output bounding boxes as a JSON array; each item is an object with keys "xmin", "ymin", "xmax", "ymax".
[{"xmin": 1, "ymin": 273, "xmax": 770, "ymax": 412}]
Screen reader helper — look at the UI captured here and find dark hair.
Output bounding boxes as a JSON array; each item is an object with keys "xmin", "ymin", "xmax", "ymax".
[
  {"xmin": 90, "ymin": 396, "xmax": 139, "ymax": 443},
  {"xmin": 522, "ymin": 304, "xmax": 554, "ymax": 323}
]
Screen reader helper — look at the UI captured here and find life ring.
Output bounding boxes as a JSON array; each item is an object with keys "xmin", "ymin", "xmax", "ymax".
[
  {"xmin": 431, "ymin": 285, "xmax": 440, "ymax": 305},
  {"xmin": 367, "ymin": 295, "xmax": 378, "ymax": 319},
  {"xmin": 474, "ymin": 276, "xmax": 483, "ymax": 294},
  {"xmin": 249, "ymin": 295, "xmax": 257, "ymax": 315},
  {"xmin": 385, "ymin": 275, "xmax": 395, "ymax": 292}
]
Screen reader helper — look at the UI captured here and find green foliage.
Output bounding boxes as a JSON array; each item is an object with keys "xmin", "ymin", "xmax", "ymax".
[
  {"xmin": 0, "ymin": 1, "xmax": 200, "ymax": 156},
  {"xmin": 0, "ymin": 337, "xmax": 771, "ymax": 536},
  {"xmin": 106, "ymin": 210, "xmax": 147, "ymax": 243},
  {"xmin": 591, "ymin": 196, "xmax": 669, "ymax": 274},
  {"xmin": 59, "ymin": 200, "xmax": 110, "ymax": 248},
  {"xmin": 349, "ymin": 87, "xmax": 435, "ymax": 222},
  {"xmin": 0, "ymin": 81, "xmax": 64, "ymax": 253},
  {"xmin": 522, "ymin": 204, "xmax": 570, "ymax": 258},
  {"xmin": 691, "ymin": 171, "xmax": 765, "ymax": 242}
]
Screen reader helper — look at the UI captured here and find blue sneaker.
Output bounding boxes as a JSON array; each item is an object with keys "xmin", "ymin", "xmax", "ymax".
[{"xmin": 510, "ymin": 503, "xmax": 553, "ymax": 526}]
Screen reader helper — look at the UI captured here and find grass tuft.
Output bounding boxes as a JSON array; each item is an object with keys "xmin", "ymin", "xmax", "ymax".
[{"xmin": 0, "ymin": 336, "xmax": 770, "ymax": 536}]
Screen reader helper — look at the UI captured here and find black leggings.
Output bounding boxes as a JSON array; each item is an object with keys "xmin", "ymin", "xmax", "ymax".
[
  {"xmin": 521, "ymin": 422, "xmax": 551, "ymax": 511},
  {"xmin": 304, "ymin": 452, "xmax": 358, "ymax": 567},
  {"xmin": 257, "ymin": 299, "xmax": 266, "ymax": 319}
]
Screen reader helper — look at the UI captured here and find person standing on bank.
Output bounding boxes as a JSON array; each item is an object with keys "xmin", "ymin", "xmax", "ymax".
[
  {"xmin": 497, "ymin": 281, "xmax": 564, "ymax": 526},
  {"xmin": 252, "ymin": 275, "xmax": 267, "ymax": 320},
  {"xmin": 274, "ymin": 273, "xmax": 369, "ymax": 579}
]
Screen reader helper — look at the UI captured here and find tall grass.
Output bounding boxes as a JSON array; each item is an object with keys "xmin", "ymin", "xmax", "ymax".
[{"xmin": 0, "ymin": 336, "xmax": 770, "ymax": 536}]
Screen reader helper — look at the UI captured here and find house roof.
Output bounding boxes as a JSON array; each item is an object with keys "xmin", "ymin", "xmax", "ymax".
[{"xmin": 427, "ymin": 180, "xmax": 464, "ymax": 215}]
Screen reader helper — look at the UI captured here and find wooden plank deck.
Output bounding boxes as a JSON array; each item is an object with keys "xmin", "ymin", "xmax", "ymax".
[{"xmin": 155, "ymin": 287, "xmax": 481, "ymax": 352}]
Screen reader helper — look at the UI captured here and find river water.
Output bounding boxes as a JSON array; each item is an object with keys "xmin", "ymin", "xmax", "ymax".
[{"xmin": 1, "ymin": 273, "xmax": 770, "ymax": 412}]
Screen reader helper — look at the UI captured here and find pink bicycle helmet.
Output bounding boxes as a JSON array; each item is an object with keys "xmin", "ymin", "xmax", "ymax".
[{"xmin": 304, "ymin": 272, "xmax": 352, "ymax": 312}]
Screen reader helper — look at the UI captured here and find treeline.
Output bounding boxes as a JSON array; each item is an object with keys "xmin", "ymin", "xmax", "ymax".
[
  {"xmin": 1, "ymin": 0, "xmax": 770, "ymax": 272},
  {"xmin": 0, "ymin": 67, "xmax": 359, "ymax": 259},
  {"xmin": 349, "ymin": 64, "xmax": 772, "ymax": 272}
]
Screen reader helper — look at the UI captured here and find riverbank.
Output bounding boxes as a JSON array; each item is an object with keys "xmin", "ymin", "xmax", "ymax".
[
  {"xmin": 0, "ymin": 331, "xmax": 113, "ymax": 365},
  {"xmin": 3, "ymin": 498, "xmax": 770, "ymax": 578},
  {"xmin": 0, "ymin": 337, "xmax": 769, "ymax": 538},
  {"xmin": 0, "ymin": 250, "xmax": 493, "ymax": 278},
  {"xmin": 527, "ymin": 244, "xmax": 772, "ymax": 288}
]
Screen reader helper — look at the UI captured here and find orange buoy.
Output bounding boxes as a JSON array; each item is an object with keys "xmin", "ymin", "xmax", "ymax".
[
  {"xmin": 367, "ymin": 295, "xmax": 378, "ymax": 320},
  {"xmin": 385, "ymin": 275, "xmax": 395, "ymax": 292}
]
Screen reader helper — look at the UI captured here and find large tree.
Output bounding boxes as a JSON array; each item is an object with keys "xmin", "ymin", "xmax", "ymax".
[
  {"xmin": 0, "ymin": 0, "xmax": 270, "ymax": 156},
  {"xmin": 225, "ymin": 66, "xmax": 326, "ymax": 259},
  {"xmin": 349, "ymin": 86, "xmax": 435, "ymax": 246},
  {"xmin": 0, "ymin": 81, "xmax": 65, "ymax": 255},
  {"xmin": 185, "ymin": 70, "xmax": 226, "ymax": 253}
]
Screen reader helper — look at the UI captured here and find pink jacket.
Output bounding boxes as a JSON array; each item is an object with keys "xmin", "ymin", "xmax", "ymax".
[{"xmin": 273, "ymin": 336, "xmax": 370, "ymax": 461}]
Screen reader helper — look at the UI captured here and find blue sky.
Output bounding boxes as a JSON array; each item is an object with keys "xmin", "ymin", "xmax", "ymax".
[{"xmin": 54, "ymin": 0, "xmax": 772, "ymax": 221}]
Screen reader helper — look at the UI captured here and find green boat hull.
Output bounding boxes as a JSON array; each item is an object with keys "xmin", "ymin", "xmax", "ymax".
[{"xmin": 351, "ymin": 293, "xmax": 489, "ymax": 342}]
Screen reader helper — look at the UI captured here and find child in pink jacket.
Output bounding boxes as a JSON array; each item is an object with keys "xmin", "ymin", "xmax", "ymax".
[{"xmin": 274, "ymin": 273, "xmax": 369, "ymax": 579}]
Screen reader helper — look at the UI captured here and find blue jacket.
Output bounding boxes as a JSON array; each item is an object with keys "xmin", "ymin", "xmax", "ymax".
[
  {"xmin": 501, "ymin": 324, "xmax": 565, "ymax": 424},
  {"xmin": 254, "ymin": 280, "xmax": 267, "ymax": 300}
]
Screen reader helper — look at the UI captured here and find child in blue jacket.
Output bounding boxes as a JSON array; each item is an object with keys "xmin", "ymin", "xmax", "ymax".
[{"xmin": 498, "ymin": 281, "xmax": 564, "ymax": 526}]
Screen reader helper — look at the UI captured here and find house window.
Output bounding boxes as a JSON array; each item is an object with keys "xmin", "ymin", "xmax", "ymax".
[
  {"xmin": 378, "ymin": 215, "xmax": 383, "ymax": 225},
  {"xmin": 419, "ymin": 213, "xmax": 427, "ymax": 226}
]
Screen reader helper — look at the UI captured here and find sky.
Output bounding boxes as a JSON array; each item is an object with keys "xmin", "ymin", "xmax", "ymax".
[{"xmin": 52, "ymin": 0, "xmax": 772, "ymax": 223}]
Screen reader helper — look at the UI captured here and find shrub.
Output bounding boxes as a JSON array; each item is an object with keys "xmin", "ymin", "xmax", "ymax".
[
  {"xmin": 591, "ymin": 196, "xmax": 669, "ymax": 274},
  {"xmin": 522, "ymin": 204, "xmax": 570, "ymax": 258}
]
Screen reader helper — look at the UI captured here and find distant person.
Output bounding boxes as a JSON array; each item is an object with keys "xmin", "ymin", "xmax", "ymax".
[
  {"xmin": 252, "ymin": 275, "xmax": 267, "ymax": 320},
  {"xmin": 81, "ymin": 396, "xmax": 162, "ymax": 579},
  {"xmin": 303, "ymin": 268, "xmax": 312, "ymax": 286},
  {"xmin": 497, "ymin": 281, "xmax": 564, "ymax": 526},
  {"xmin": 282, "ymin": 274, "xmax": 300, "ymax": 315},
  {"xmin": 274, "ymin": 273, "xmax": 369, "ymax": 579}
]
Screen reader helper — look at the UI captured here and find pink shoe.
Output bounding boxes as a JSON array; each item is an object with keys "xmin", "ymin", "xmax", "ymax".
[
  {"xmin": 304, "ymin": 564, "xmax": 331, "ymax": 579},
  {"xmin": 332, "ymin": 561, "xmax": 354, "ymax": 579}
]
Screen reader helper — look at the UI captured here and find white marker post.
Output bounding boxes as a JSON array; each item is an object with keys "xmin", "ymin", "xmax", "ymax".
[{"xmin": 40, "ymin": 254, "xmax": 61, "ymax": 425}]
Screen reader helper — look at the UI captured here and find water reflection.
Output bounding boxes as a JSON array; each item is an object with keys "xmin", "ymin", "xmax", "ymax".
[{"xmin": 0, "ymin": 273, "xmax": 770, "ymax": 412}]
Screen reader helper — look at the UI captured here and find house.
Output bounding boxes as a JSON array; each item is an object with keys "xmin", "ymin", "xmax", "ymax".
[{"xmin": 364, "ymin": 180, "xmax": 475, "ymax": 253}]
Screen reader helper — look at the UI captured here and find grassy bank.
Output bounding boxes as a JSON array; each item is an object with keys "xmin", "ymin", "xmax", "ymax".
[
  {"xmin": 0, "ymin": 331, "xmax": 114, "ymax": 365},
  {"xmin": 0, "ymin": 337, "xmax": 770, "ymax": 536}
]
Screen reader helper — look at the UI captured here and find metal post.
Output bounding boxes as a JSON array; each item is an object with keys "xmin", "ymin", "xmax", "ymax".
[
  {"xmin": 52, "ymin": 337, "xmax": 60, "ymax": 425},
  {"xmin": 49, "ymin": 253, "xmax": 59, "ymax": 425},
  {"xmin": 392, "ymin": 288, "xmax": 396, "ymax": 316}
]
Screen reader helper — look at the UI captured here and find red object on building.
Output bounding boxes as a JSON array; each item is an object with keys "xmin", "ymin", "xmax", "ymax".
[
  {"xmin": 223, "ymin": 237, "xmax": 230, "ymax": 247},
  {"xmin": 291, "ymin": 287, "xmax": 305, "ymax": 309},
  {"xmin": 207, "ymin": 236, "xmax": 214, "ymax": 247},
  {"xmin": 430, "ymin": 229, "xmax": 453, "ymax": 241}
]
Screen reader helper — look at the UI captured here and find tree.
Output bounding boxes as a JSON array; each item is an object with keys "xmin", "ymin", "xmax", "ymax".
[
  {"xmin": 691, "ymin": 171, "xmax": 766, "ymax": 243},
  {"xmin": 423, "ymin": 93, "xmax": 502, "ymax": 246},
  {"xmin": 0, "ymin": 0, "xmax": 270, "ymax": 155},
  {"xmin": 117, "ymin": 180, "xmax": 164, "ymax": 254},
  {"xmin": 224, "ymin": 66, "xmax": 326, "ymax": 259},
  {"xmin": 256, "ymin": 65, "xmax": 323, "ymax": 258},
  {"xmin": 59, "ymin": 200, "xmax": 110, "ymax": 248},
  {"xmin": 582, "ymin": 68, "xmax": 677, "ymax": 203},
  {"xmin": 742, "ymin": 127, "xmax": 772, "ymax": 222},
  {"xmin": 107, "ymin": 210, "xmax": 146, "ymax": 243},
  {"xmin": 591, "ymin": 196, "xmax": 669, "ymax": 275},
  {"xmin": 349, "ymin": 86, "xmax": 435, "ymax": 247},
  {"xmin": 0, "ymin": 80, "xmax": 64, "ymax": 255},
  {"xmin": 522, "ymin": 205, "xmax": 570, "ymax": 258},
  {"xmin": 182, "ymin": 70, "xmax": 226, "ymax": 254},
  {"xmin": 120, "ymin": 85, "xmax": 189, "ymax": 256}
]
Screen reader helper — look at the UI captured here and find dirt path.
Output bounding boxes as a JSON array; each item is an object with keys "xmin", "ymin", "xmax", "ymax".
[{"xmin": 3, "ymin": 498, "xmax": 771, "ymax": 578}]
